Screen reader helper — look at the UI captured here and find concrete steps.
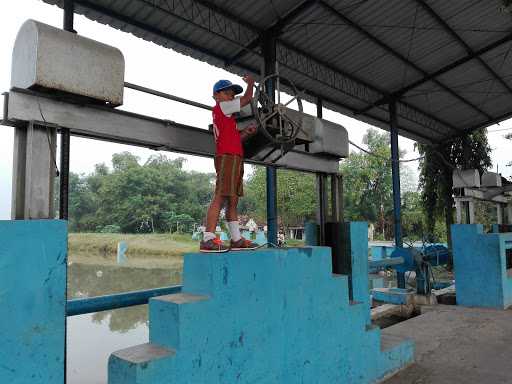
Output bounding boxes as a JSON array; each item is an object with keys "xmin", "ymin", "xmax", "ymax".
[{"xmin": 109, "ymin": 226, "xmax": 414, "ymax": 383}]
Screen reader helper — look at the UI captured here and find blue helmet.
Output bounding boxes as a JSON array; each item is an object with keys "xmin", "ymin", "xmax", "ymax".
[{"xmin": 213, "ymin": 79, "xmax": 243, "ymax": 95}]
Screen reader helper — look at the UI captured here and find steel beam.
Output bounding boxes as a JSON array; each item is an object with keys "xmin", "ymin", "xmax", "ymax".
[
  {"xmin": 318, "ymin": 0, "xmax": 492, "ymax": 120},
  {"xmin": 4, "ymin": 89, "xmax": 338, "ymax": 173},
  {"xmin": 359, "ymin": 31, "xmax": 512, "ymax": 114},
  {"xmin": 278, "ymin": 41, "xmax": 460, "ymax": 136},
  {"xmin": 390, "ymin": 101, "xmax": 405, "ymax": 288},
  {"xmin": 72, "ymin": 0, "xmax": 258, "ymax": 76},
  {"xmin": 415, "ymin": 0, "xmax": 512, "ymax": 97},
  {"xmin": 60, "ymin": 0, "xmax": 74, "ymax": 221},
  {"xmin": 225, "ymin": 0, "xmax": 317, "ymax": 67}
]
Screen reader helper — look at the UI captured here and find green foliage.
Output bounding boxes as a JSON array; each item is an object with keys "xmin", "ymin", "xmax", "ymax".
[
  {"xmin": 68, "ymin": 152, "xmax": 214, "ymax": 233},
  {"xmin": 340, "ymin": 128, "xmax": 415, "ymax": 239},
  {"xmin": 243, "ymin": 166, "xmax": 316, "ymax": 227},
  {"xmin": 99, "ymin": 225, "xmax": 121, "ymax": 233},
  {"xmin": 418, "ymin": 128, "xmax": 492, "ymax": 244}
]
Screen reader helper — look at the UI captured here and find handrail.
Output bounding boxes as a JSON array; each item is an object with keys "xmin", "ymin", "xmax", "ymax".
[
  {"xmin": 66, "ymin": 285, "xmax": 182, "ymax": 316},
  {"xmin": 124, "ymin": 82, "xmax": 212, "ymax": 111}
]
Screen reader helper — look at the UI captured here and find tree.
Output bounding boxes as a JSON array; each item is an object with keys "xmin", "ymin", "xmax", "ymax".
[
  {"xmin": 68, "ymin": 153, "xmax": 215, "ymax": 233},
  {"xmin": 418, "ymin": 128, "xmax": 492, "ymax": 246},
  {"xmin": 243, "ymin": 166, "xmax": 316, "ymax": 228},
  {"xmin": 340, "ymin": 128, "xmax": 414, "ymax": 239}
]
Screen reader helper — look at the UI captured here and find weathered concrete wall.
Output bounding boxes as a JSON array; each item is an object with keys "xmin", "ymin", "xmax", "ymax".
[
  {"xmin": 0, "ymin": 220, "xmax": 67, "ymax": 383},
  {"xmin": 452, "ymin": 224, "xmax": 512, "ymax": 309},
  {"xmin": 110, "ymin": 223, "xmax": 413, "ymax": 383}
]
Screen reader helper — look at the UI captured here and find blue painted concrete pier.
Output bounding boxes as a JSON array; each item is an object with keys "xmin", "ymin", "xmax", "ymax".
[
  {"xmin": 109, "ymin": 223, "xmax": 414, "ymax": 383},
  {"xmin": 0, "ymin": 220, "xmax": 67, "ymax": 384},
  {"xmin": 452, "ymin": 224, "xmax": 512, "ymax": 309}
]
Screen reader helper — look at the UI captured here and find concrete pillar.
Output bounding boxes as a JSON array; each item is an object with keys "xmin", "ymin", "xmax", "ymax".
[
  {"xmin": 11, "ymin": 121, "xmax": 57, "ymax": 219},
  {"xmin": 468, "ymin": 199, "xmax": 476, "ymax": 224},
  {"xmin": 455, "ymin": 199, "xmax": 462, "ymax": 224},
  {"xmin": 497, "ymin": 203, "xmax": 504, "ymax": 225}
]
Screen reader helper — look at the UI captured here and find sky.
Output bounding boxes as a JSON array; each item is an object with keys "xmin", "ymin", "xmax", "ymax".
[{"xmin": 1, "ymin": 0, "xmax": 511, "ymax": 220}]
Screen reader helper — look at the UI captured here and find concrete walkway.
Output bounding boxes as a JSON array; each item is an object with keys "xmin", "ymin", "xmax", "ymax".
[{"xmin": 382, "ymin": 305, "xmax": 512, "ymax": 384}]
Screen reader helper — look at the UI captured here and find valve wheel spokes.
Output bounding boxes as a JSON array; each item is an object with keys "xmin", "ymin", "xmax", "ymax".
[{"xmin": 251, "ymin": 73, "xmax": 303, "ymax": 145}]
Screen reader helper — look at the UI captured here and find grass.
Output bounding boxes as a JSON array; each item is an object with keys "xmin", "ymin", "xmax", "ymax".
[
  {"xmin": 68, "ymin": 232, "xmax": 198, "ymax": 257},
  {"xmin": 68, "ymin": 232, "xmax": 306, "ymax": 260}
]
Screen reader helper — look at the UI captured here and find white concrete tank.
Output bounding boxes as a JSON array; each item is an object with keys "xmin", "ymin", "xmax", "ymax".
[{"xmin": 11, "ymin": 19, "xmax": 125, "ymax": 106}]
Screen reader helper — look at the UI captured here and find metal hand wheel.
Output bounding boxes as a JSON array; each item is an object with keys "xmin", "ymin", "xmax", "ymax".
[{"xmin": 250, "ymin": 73, "xmax": 303, "ymax": 144}]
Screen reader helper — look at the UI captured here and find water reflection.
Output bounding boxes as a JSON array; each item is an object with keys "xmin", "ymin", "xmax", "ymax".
[{"xmin": 67, "ymin": 255, "xmax": 182, "ymax": 383}]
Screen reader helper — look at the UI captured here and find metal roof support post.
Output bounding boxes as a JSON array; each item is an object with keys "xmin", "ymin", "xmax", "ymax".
[
  {"xmin": 11, "ymin": 121, "xmax": 57, "ymax": 219},
  {"xmin": 390, "ymin": 101, "xmax": 405, "ymax": 288},
  {"xmin": 316, "ymin": 98, "xmax": 327, "ymax": 245},
  {"xmin": 497, "ymin": 203, "xmax": 504, "ymax": 225},
  {"xmin": 262, "ymin": 31, "xmax": 278, "ymax": 247},
  {"xmin": 330, "ymin": 174, "xmax": 341, "ymax": 222},
  {"xmin": 60, "ymin": 0, "xmax": 74, "ymax": 220},
  {"xmin": 63, "ymin": 0, "xmax": 75, "ymax": 33}
]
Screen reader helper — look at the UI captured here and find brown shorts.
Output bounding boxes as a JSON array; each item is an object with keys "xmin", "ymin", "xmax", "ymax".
[{"xmin": 214, "ymin": 154, "xmax": 244, "ymax": 197}]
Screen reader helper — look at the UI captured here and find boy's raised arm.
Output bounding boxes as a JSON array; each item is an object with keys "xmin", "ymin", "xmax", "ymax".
[{"xmin": 239, "ymin": 74, "xmax": 255, "ymax": 108}]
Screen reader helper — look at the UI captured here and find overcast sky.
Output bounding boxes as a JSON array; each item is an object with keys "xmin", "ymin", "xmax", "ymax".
[{"xmin": 1, "ymin": 0, "xmax": 511, "ymax": 220}]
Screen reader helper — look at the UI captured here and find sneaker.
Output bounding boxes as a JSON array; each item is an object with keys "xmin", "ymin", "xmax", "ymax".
[
  {"xmin": 200, "ymin": 238, "xmax": 229, "ymax": 253},
  {"xmin": 230, "ymin": 237, "xmax": 260, "ymax": 251}
]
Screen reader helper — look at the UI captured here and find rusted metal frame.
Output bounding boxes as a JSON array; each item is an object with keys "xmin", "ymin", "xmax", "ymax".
[
  {"xmin": 137, "ymin": 0, "xmax": 257, "ymax": 49},
  {"xmin": 415, "ymin": 0, "xmax": 512, "ymax": 97},
  {"xmin": 73, "ymin": 0, "xmax": 257, "ymax": 75},
  {"xmin": 278, "ymin": 41, "xmax": 459, "ymax": 136},
  {"xmin": 357, "ymin": 32, "xmax": 512, "ymax": 115},
  {"xmin": 318, "ymin": 0, "xmax": 492, "ymax": 120},
  {"xmin": 72, "ymin": 0, "xmax": 444, "ymax": 141},
  {"xmin": 224, "ymin": 0, "xmax": 318, "ymax": 67},
  {"xmin": 445, "ymin": 110, "xmax": 512, "ymax": 143}
]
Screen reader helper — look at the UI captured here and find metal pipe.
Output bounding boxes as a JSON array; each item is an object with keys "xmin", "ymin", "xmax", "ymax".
[
  {"xmin": 315, "ymin": 97, "xmax": 327, "ymax": 245},
  {"xmin": 390, "ymin": 101, "xmax": 405, "ymax": 288},
  {"xmin": 124, "ymin": 82, "xmax": 212, "ymax": 111},
  {"xmin": 59, "ymin": 129, "xmax": 70, "ymax": 220},
  {"xmin": 60, "ymin": 0, "xmax": 74, "ymax": 221},
  {"xmin": 63, "ymin": 0, "xmax": 75, "ymax": 32},
  {"xmin": 368, "ymin": 257, "xmax": 405, "ymax": 269},
  {"xmin": 66, "ymin": 285, "xmax": 182, "ymax": 316},
  {"xmin": 316, "ymin": 174, "xmax": 327, "ymax": 245},
  {"xmin": 262, "ymin": 31, "xmax": 278, "ymax": 247}
]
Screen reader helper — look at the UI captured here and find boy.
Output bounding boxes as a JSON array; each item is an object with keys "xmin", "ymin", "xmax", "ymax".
[{"xmin": 200, "ymin": 75, "xmax": 259, "ymax": 252}]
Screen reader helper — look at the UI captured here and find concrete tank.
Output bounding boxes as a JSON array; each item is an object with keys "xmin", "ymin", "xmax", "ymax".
[{"xmin": 11, "ymin": 19, "xmax": 125, "ymax": 106}]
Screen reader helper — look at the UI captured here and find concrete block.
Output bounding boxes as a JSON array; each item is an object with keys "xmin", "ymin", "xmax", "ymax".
[
  {"xmin": 452, "ymin": 169, "xmax": 480, "ymax": 188},
  {"xmin": 109, "ymin": 225, "xmax": 413, "ymax": 383},
  {"xmin": 452, "ymin": 224, "xmax": 512, "ymax": 309},
  {"xmin": 0, "ymin": 220, "xmax": 67, "ymax": 384},
  {"xmin": 481, "ymin": 172, "xmax": 502, "ymax": 187},
  {"xmin": 11, "ymin": 20, "xmax": 124, "ymax": 105}
]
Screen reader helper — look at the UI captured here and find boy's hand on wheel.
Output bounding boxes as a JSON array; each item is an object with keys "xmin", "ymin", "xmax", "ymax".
[
  {"xmin": 242, "ymin": 74, "xmax": 255, "ymax": 85},
  {"xmin": 245, "ymin": 124, "xmax": 257, "ymax": 136}
]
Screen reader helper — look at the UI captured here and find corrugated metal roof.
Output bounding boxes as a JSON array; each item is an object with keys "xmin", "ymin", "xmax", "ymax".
[{"xmin": 40, "ymin": 0, "xmax": 512, "ymax": 143}]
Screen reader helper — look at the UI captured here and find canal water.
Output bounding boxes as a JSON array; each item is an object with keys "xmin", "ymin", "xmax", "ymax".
[{"xmin": 67, "ymin": 257, "xmax": 183, "ymax": 384}]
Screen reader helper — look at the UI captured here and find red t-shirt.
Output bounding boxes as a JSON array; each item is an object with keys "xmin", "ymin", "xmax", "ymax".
[{"xmin": 212, "ymin": 102, "xmax": 243, "ymax": 156}]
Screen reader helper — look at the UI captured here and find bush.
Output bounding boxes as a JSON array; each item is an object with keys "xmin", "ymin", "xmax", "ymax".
[{"xmin": 99, "ymin": 225, "xmax": 122, "ymax": 233}]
